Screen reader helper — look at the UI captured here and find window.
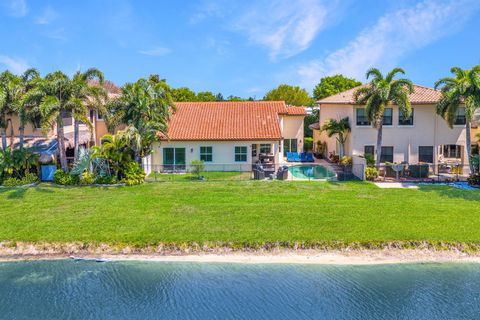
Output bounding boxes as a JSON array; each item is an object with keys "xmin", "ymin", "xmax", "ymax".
[
  {"xmin": 454, "ymin": 107, "xmax": 466, "ymax": 125},
  {"xmin": 364, "ymin": 145, "xmax": 375, "ymax": 156},
  {"xmin": 283, "ymin": 139, "xmax": 298, "ymax": 156},
  {"xmin": 399, "ymin": 109, "xmax": 414, "ymax": 126},
  {"xmin": 260, "ymin": 144, "xmax": 272, "ymax": 154},
  {"xmin": 97, "ymin": 111, "xmax": 104, "ymax": 120},
  {"xmin": 252, "ymin": 144, "xmax": 257, "ymax": 157},
  {"xmin": 383, "ymin": 108, "xmax": 393, "ymax": 126},
  {"xmin": 200, "ymin": 146, "xmax": 212, "ymax": 162},
  {"xmin": 442, "ymin": 145, "xmax": 461, "ymax": 158},
  {"xmin": 163, "ymin": 148, "xmax": 186, "ymax": 168},
  {"xmin": 380, "ymin": 146, "xmax": 394, "ymax": 163},
  {"xmin": 418, "ymin": 146, "xmax": 434, "ymax": 163},
  {"xmin": 235, "ymin": 146, "xmax": 247, "ymax": 162},
  {"xmin": 356, "ymin": 108, "xmax": 370, "ymax": 126}
]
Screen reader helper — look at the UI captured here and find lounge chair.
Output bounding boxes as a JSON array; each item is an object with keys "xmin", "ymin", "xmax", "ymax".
[
  {"xmin": 293, "ymin": 152, "xmax": 301, "ymax": 162},
  {"xmin": 300, "ymin": 152, "xmax": 307, "ymax": 162},
  {"xmin": 287, "ymin": 152, "xmax": 295, "ymax": 162},
  {"xmin": 306, "ymin": 152, "xmax": 314, "ymax": 162}
]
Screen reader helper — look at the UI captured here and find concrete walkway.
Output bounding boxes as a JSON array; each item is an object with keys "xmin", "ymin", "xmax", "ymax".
[{"xmin": 374, "ymin": 182, "xmax": 419, "ymax": 189}]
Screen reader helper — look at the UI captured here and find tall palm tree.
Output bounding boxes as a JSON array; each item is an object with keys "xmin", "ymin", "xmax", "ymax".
[
  {"xmin": 112, "ymin": 75, "xmax": 175, "ymax": 163},
  {"xmin": 70, "ymin": 68, "xmax": 106, "ymax": 162},
  {"xmin": 17, "ymin": 68, "xmax": 41, "ymax": 149},
  {"xmin": 321, "ymin": 117, "xmax": 350, "ymax": 158},
  {"xmin": 0, "ymin": 71, "xmax": 22, "ymax": 150},
  {"xmin": 354, "ymin": 68, "xmax": 414, "ymax": 166},
  {"xmin": 435, "ymin": 66, "xmax": 480, "ymax": 174}
]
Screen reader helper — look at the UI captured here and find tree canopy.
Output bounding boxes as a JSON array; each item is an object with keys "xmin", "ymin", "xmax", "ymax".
[
  {"xmin": 313, "ymin": 75, "xmax": 362, "ymax": 101},
  {"xmin": 263, "ymin": 84, "xmax": 313, "ymax": 106}
]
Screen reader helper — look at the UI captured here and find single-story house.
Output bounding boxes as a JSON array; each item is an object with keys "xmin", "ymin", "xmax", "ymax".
[{"xmin": 149, "ymin": 101, "xmax": 306, "ymax": 172}]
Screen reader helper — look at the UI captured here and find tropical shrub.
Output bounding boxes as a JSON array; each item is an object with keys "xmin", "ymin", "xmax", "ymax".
[
  {"xmin": 121, "ymin": 161, "xmax": 145, "ymax": 186},
  {"xmin": 190, "ymin": 160, "xmax": 205, "ymax": 178},
  {"xmin": 471, "ymin": 155, "xmax": 480, "ymax": 174},
  {"xmin": 303, "ymin": 137, "xmax": 313, "ymax": 152},
  {"xmin": 2, "ymin": 173, "xmax": 39, "ymax": 187},
  {"xmin": 53, "ymin": 170, "xmax": 79, "ymax": 185},
  {"xmin": 0, "ymin": 148, "xmax": 38, "ymax": 182},
  {"xmin": 364, "ymin": 154, "xmax": 375, "ymax": 167},
  {"xmin": 365, "ymin": 167, "xmax": 378, "ymax": 181},
  {"xmin": 467, "ymin": 174, "xmax": 480, "ymax": 186},
  {"xmin": 79, "ymin": 172, "xmax": 95, "ymax": 185},
  {"xmin": 94, "ymin": 175, "xmax": 118, "ymax": 185}
]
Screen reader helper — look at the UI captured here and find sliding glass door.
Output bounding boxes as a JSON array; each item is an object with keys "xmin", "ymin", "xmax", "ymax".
[{"xmin": 163, "ymin": 147, "xmax": 186, "ymax": 170}]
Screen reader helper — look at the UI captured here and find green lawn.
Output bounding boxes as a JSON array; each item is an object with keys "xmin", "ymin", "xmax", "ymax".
[{"xmin": 1, "ymin": 180, "xmax": 479, "ymax": 246}]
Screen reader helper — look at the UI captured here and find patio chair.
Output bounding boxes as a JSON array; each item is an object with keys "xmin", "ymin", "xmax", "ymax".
[
  {"xmin": 293, "ymin": 152, "xmax": 301, "ymax": 162},
  {"xmin": 306, "ymin": 152, "xmax": 314, "ymax": 162},
  {"xmin": 300, "ymin": 152, "xmax": 307, "ymax": 162},
  {"xmin": 287, "ymin": 152, "xmax": 295, "ymax": 162}
]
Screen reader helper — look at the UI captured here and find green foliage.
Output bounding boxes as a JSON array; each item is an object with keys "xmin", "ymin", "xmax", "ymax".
[
  {"xmin": 467, "ymin": 174, "xmax": 480, "ymax": 186},
  {"xmin": 364, "ymin": 154, "xmax": 375, "ymax": 167},
  {"xmin": 471, "ymin": 155, "xmax": 480, "ymax": 174},
  {"xmin": 264, "ymin": 84, "xmax": 313, "ymax": 106},
  {"xmin": 190, "ymin": 160, "xmax": 205, "ymax": 177},
  {"xmin": 121, "ymin": 161, "xmax": 146, "ymax": 186},
  {"xmin": 313, "ymin": 75, "xmax": 362, "ymax": 100},
  {"xmin": 79, "ymin": 172, "xmax": 95, "ymax": 185},
  {"xmin": 365, "ymin": 167, "xmax": 378, "ymax": 181},
  {"xmin": 2, "ymin": 173, "xmax": 39, "ymax": 187},
  {"xmin": 304, "ymin": 108, "xmax": 318, "ymax": 137},
  {"xmin": 94, "ymin": 175, "xmax": 118, "ymax": 185},
  {"xmin": 0, "ymin": 148, "xmax": 38, "ymax": 181},
  {"xmin": 321, "ymin": 117, "xmax": 350, "ymax": 157},
  {"xmin": 303, "ymin": 137, "xmax": 313, "ymax": 151},
  {"xmin": 53, "ymin": 170, "xmax": 79, "ymax": 186},
  {"xmin": 171, "ymin": 87, "xmax": 197, "ymax": 102}
]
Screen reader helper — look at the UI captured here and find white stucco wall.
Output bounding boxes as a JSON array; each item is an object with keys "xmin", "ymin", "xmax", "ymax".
[
  {"xmin": 281, "ymin": 115, "xmax": 305, "ymax": 152},
  {"xmin": 317, "ymin": 103, "xmax": 468, "ymax": 164},
  {"xmin": 151, "ymin": 140, "xmax": 281, "ymax": 171}
]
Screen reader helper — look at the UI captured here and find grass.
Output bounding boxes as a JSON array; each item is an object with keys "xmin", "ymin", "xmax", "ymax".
[
  {"xmin": 1, "ymin": 180, "xmax": 480, "ymax": 247},
  {"xmin": 148, "ymin": 171, "xmax": 251, "ymax": 182}
]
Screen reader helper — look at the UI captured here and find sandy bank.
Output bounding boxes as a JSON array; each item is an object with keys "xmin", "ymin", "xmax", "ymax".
[{"xmin": 1, "ymin": 242, "xmax": 480, "ymax": 264}]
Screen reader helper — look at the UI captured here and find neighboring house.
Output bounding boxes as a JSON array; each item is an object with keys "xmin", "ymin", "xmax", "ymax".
[
  {"xmin": 2, "ymin": 81, "xmax": 120, "ymax": 160},
  {"xmin": 151, "ymin": 101, "xmax": 306, "ymax": 172},
  {"xmin": 313, "ymin": 84, "xmax": 478, "ymax": 166}
]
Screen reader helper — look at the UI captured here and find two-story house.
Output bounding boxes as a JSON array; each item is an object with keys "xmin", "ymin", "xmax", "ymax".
[{"xmin": 314, "ymin": 85, "xmax": 478, "ymax": 169}]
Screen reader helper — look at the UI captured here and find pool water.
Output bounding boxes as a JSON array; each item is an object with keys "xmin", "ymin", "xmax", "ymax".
[{"xmin": 288, "ymin": 164, "xmax": 336, "ymax": 180}]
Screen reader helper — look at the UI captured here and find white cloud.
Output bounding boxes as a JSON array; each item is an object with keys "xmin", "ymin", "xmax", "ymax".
[
  {"xmin": 232, "ymin": 0, "xmax": 333, "ymax": 60},
  {"xmin": 139, "ymin": 46, "xmax": 172, "ymax": 56},
  {"xmin": 35, "ymin": 6, "xmax": 58, "ymax": 24},
  {"xmin": 2, "ymin": 0, "xmax": 27, "ymax": 17},
  {"xmin": 294, "ymin": 0, "xmax": 480, "ymax": 90},
  {"xmin": 0, "ymin": 55, "xmax": 29, "ymax": 74}
]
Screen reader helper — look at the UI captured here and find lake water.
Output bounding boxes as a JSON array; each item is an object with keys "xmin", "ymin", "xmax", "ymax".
[{"xmin": 1, "ymin": 260, "xmax": 479, "ymax": 319}]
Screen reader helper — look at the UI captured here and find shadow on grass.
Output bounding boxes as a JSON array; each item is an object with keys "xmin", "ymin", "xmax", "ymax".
[
  {"xmin": 418, "ymin": 184, "xmax": 480, "ymax": 201},
  {"xmin": 0, "ymin": 188, "xmax": 27, "ymax": 199}
]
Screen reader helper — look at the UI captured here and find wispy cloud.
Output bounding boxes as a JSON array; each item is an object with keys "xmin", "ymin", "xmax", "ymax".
[
  {"xmin": 232, "ymin": 0, "xmax": 335, "ymax": 60},
  {"xmin": 294, "ymin": 0, "xmax": 480, "ymax": 90},
  {"xmin": 0, "ymin": 55, "xmax": 29, "ymax": 74},
  {"xmin": 139, "ymin": 46, "xmax": 171, "ymax": 56},
  {"xmin": 2, "ymin": 0, "xmax": 27, "ymax": 17},
  {"xmin": 35, "ymin": 6, "xmax": 58, "ymax": 24}
]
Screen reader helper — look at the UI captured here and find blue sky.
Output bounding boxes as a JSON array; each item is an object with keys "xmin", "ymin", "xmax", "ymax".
[{"xmin": 1, "ymin": 0, "xmax": 480, "ymax": 98}]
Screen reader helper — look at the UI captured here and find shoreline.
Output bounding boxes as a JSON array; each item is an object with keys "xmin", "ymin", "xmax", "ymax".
[{"xmin": 2, "ymin": 245, "xmax": 480, "ymax": 265}]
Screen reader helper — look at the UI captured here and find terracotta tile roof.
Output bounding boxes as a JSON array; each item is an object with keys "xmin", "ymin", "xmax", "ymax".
[
  {"xmin": 317, "ymin": 84, "xmax": 442, "ymax": 105},
  {"xmin": 282, "ymin": 106, "xmax": 307, "ymax": 115},
  {"xmin": 161, "ymin": 101, "xmax": 301, "ymax": 141}
]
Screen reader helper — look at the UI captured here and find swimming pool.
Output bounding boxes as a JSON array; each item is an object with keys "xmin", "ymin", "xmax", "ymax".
[{"xmin": 288, "ymin": 164, "xmax": 336, "ymax": 180}]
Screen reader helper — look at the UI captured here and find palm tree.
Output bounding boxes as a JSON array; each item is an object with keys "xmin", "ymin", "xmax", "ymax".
[
  {"xmin": 321, "ymin": 117, "xmax": 350, "ymax": 158},
  {"xmin": 435, "ymin": 66, "xmax": 480, "ymax": 174},
  {"xmin": 354, "ymin": 68, "xmax": 414, "ymax": 166},
  {"xmin": 113, "ymin": 75, "xmax": 175, "ymax": 163},
  {"xmin": 17, "ymin": 68, "xmax": 41, "ymax": 149},
  {"xmin": 70, "ymin": 68, "xmax": 106, "ymax": 162},
  {"xmin": 0, "ymin": 71, "xmax": 21, "ymax": 150}
]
